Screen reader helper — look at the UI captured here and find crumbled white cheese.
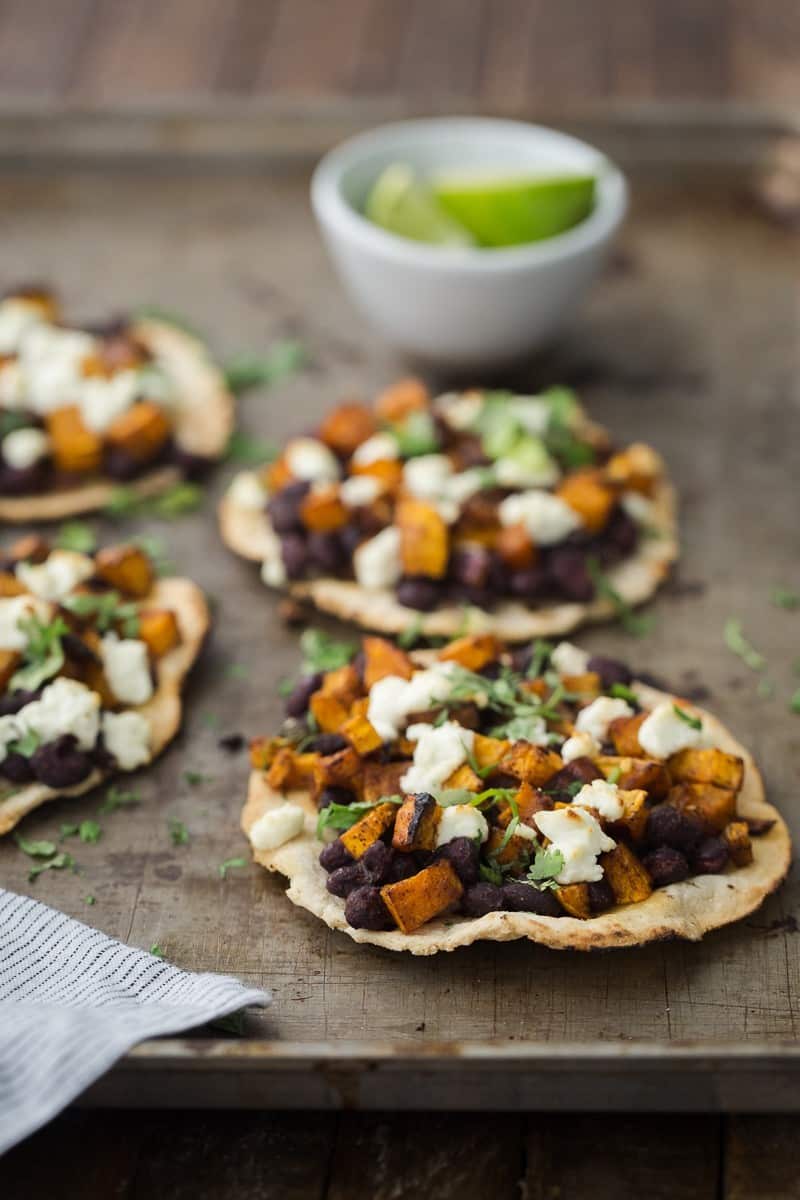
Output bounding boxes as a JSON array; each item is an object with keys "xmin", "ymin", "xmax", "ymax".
[
  {"xmin": 353, "ymin": 525, "xmax": 401, "ymax": 591},
  {"xmin": 366, "ymin": 662, "xmax": 457, "ymax": 742},
  {"xmin": 0, "ymin": 298, "xmax": 46, "ymax": 355},
  {"xmin": 285, "ymin": 437, "xmax": 339, "ymax": 484},
  {"xmin": 621, "ymin": 491, "xmax": 656, "ymax": 525},
  {"xmin": 575, "ymin": 696, "xmax": 633, "ymax": 744},
  {"xmin": 435, "ymin": 803, "xmax": 489, "ymax": 847},
  {"xmin": 403, "ymin": 454, "xmax": 453, "ymax": 500},
  {"xmin": 19, "ymin": 677, "xmax": 101, "ymax": 751},
  {"xmin": 228, "ymin": 470, "xmax": 267, "ymax": 511},
  {"xmin": 340, "ymin": 474, "xmax": 382, "ymax": 507},
  {"xmin": 0, "ymin": 594, "xmax": 52, "ymax": 650},
  {"xmin": 434, "ymin": 390, "xmax": 483, "ymax": 432},
  {"xmin": 561, "ymin": 730, "xmax": 600, "ymax": 763},
  {"xmin": 551, "ymin": 641, "xmax": 590, "ymax": 677},
  {"xmin": 78, "ymin": 369, "xmax": 141, "ymax": 433},
  {"xmin": 0, "ymin": 361, "xmax": 27, "ymax": 408},
  {"xmin": 638, "ymin": 701, "xmax": 710, "ymax": 759},
  {"xmin": 249, "ymin": 802, "xmax": 306, "ymax": 851},
  {"xmin": 100, "ymin": 634, "xmax": 154, "ymax": 706},
  {"xmin": 259, "ymin": 523, "xmax": 288, "ymax": 588},
  {"xmin": 400, "ymin": 721, "xmax": 475, "ymax": 796},
  {"xmin": 572, "ymin": 778, "xmax": 625, "ymax": 820},
  {"xmin": 0, "ymin": 714, "xmax": 22, "ymax": 764},
  {"xmin": 19, "ymin": 325, "xmax": 96, "ymax": 415},
  {"xmin": 101, "ymin": 710, "xmax": 151, "ymax": 770},
  {"xmin": 2, "ymin": 426, "xmax": 50, "ymax": 470},
  {"xmin": 498, "ymin": 490, "xmax": 582, "ymax": 545},
  {"xmin": 534, "ymin": 806, "xmax": 616, "ymax": 885},
  {"xmin": 351, "ymin": 431, "xmax": 399, "ymax": 465},
  {"xmin": 16, "ymin": 551, "xmax": 95, "ymax": 603}
]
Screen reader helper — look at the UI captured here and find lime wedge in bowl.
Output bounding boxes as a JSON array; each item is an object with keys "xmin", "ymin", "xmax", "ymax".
[
  {"xmin": 432, "ymin": 171, "xmax": 596, "ymax": 247},
  {"xmin": 364, "ymin": 163, "xmax": 475, "ymax": 247}
]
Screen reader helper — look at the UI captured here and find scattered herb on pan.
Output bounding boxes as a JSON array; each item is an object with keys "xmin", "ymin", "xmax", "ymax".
[
  {"xmin": 300, "ymin": 629, "xmax": 357, "ymax": 673},
  {"xmin": 587, "ymin": 558, "xmax": 654, "ymax": 636},
  {"xmin": 226, "ymin": 663, "xmax": 249, "ymax": 681},
  {"xmin": 219, "ymin": 857, "xmax": 248, "ymax": 880},
  {"xmin": 723, "ymin": 618, "xmax": 765, "ymax": 671},
  {"xmin": 757, "ymin": 677, "xmax": 775, "ymax": 700},
  {"xmin": 10, "ymin": 614, "xmax": 68, "ymax": 692},
  {"xmin": 55, "ymin": 521, "xmax": 97, "ymax": 553},
  {"xmin": 149, "ymin": 943, "xmax": 165, "ymax": 958},
  {"xmin": 28, "ymin": 852, "xmax": 75, "ymax": 883},
  {"xmin": 84, "ymin": 895, "xmax": 96, "ymax": 906},
  {"xmin": 78, "ymin": 820, "xmax": 102, "ymax": 845},
  {"xmin": 60, "ymin": 823, "xmax": 79, "ymax": 840},
  {"xmin": 673, "ymin": 704, "xmax": 702, "ymax": 731},
  {"xmin": 791, "ymin": 688, "xmax": 800, "ymax": 715},
  {"xmin": 15, "ymin": 835, "xmax": 57, "ymax": 859},
  {"xmin": 225, "ymin": 431, "xmax": 278, "ymax": 465},
  {"xmin": 223, "ymin": 340, "xmax": 307, "ymax": 394},
  {"xmin": 183, "ymin": 770, "xmax": 208, "ymax": 787},
  {"xmin": 772, "ymin": 587, "xmax": 800, "ymax": 611},
  {"xmin": 98, "ymin": 785, "xmax": 140, "ymax": 814},
  {"xmin": 168, "ymin": 818, "xmax": 190, "ymax": 846}
]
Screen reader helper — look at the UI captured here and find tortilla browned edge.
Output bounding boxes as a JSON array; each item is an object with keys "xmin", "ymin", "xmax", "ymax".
[
  {"xmin": 0, "ymin": 576, "xmax": 210, "ymax": 834},
  {"xmin": 241, "ymin": 683, "xmax": 791, "ymax": 954},
  {"xmin": 219, "ymin": 459, "xmax": 678, "ymax": 642},
  {"xmin": 0, "ymin": 319, "xmax": 234, "ymax": 522}
]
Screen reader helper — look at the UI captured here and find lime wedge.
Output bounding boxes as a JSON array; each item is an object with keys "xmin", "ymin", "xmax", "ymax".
[
  {"xmin": 432, "ymin": 171, "xmax": 596, "ymax": 248},
  {"xmin": 364, "ymin": 164, "xmax": 475, "ymax": 247}
]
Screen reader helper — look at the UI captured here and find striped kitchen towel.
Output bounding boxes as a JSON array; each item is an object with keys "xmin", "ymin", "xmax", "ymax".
[{"xmin": 0, "ymin": 889, "xmax": 270, "ymax": 1155}]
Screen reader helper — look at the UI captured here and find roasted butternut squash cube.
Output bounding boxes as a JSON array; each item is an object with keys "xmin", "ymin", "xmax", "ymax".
[
  {"xmin": 596, "ymin": 755, "xmax": 671, "ymax": 800},
  {"xmin": 0, "ymin": 649, "xmax": 21, "ymax": 691},
  {"xmin": 95, "ymin": 544, "xmax": 154, "ymax": 598},
  {"xmin": 500, "ymin": 743, "xmax": 563, "ymax": 786},
  {"xmin": 137, "ymin": 609, "xmax": 180, "ymax": 659},
  {"xmin": 250, "ymin": 735, "xmax": 290, "ymax": 770},
  {"xmin": 266, "ymin": 747, "xmax": 297, "ymax": 790},
  {"xmin": 472, "ymin": 732, "xmax": 511, "ymax": 772},
  {"xmin": 0, "ymin": 571, "xmax": 25, "ymax": 597},
  {"xmin": 604, "ymin": 442, "xmax": 662, "ymax": 495},
  {"xmin": 362, "ymin": 636, "xmax": 414, "ymax": 688},
  {"xmin": 106, "ymin": 401, "xmax": 170, "ymax": 463},
  {"xmin": 362, "ymin": 760, "xmax": 409, "ymax": 804},
  {"xmin": 609, "ymin": 788, "xmax": 649, "ymax": 843},
  {"xmin": 341, "ymin": 711, "xmax": 383, "ymax": 756},
  {"xmin": 45, "ymin": 405, "xmax": 103, "ymax": 474},
  {"xmin": 375, "ymin": 377, "xmax": 429, "ymax": 424},
  {"xmin": 557, "ymin": 470, "xmax": 616, "ymax": 533},
  {"xmin": 267, "ymin": 458, "xmax": 292, "ymax": 492},
  {"xmin": 556, "ymin": 883, "xmax": 591, "ymax": 919},
  {"xmin": 350, "ymin": 458, "xmax": 403, "ymax": 491},
  {"xmin": 561, "ymin": 671, "xmax": 602, "ymax": 699},
  {"xmin": 515, "ymin": 781, "xmax": 554, "ymax": 823},
  {"xmin": 392, "ymin": 793, "xmax": 441, "ymax": 852},
  {"xmin": 340, "ymin": 801, "xmax": 397, "ymax": 859},
  {"xmin": 313, "ymin": 745, "xmax": 362, "ymax": 790},
  {"xmin": 608, "ymin": 712, "xmax": 647, "ymax": 757},
  {"xmin": 667, "ymin": 747, "xmax": 744, "ymax": 792},
  {"xmin": 398, "ymin": 498, "xmax": 449, "ymax": 578},
  {"xmin": 722, "ymin": 820, "xmax": 754, "ymax": 867},
  {"xmin": 442, "ymin": 762, "xmax": 483, "ymax": 792},
  {"xmin": 300, "ymin": 485, "xmax": 348, "ymax": 533},
  {"xmin": 319, "ymin": 402, "xmax": 377, "ymax": 457},
  {"xmin": 600, "ymin": 843, "xmax": 652, "ymax": 904},
  {"xmin": 667, "ymin": 782, "xmax": 736, "ymax": 834},
  {"xmin": 310, "ymin": 690, "xmax": 350, "ymax": 733},
  {"xmin": 380, "ymin": 859, "xmax": 463, "ymax": 934},
  {"xmin": 495, "ymin": 524, "xmax": 536, "ymax": 570},
  {"xmin": 438, "ymin": 633, "xmax": 501, "ymax": 672},
  {"xmin": 319, "ymin": 663, "xmax": 362, "ymax": 705}
]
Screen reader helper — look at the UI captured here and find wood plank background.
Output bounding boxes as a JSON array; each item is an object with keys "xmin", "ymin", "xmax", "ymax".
[{"xmin": 0, "ymin": 0, "xmax": 798, "ymax": 109}]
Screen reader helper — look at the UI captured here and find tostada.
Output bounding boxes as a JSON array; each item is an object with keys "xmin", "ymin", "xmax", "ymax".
[
  {"xmin": 0, "ymin": 535, "xmax": 209, "ymax": 833},
  {"xmin": 220, "ymin": 378, "xmax": 677, "ymax": 640},
  {"xmin": 242, "ymin": 633, "xmax": 789, "ymax": 953},
  {"xmin": 0, "ymin": 286, "xmax": 233, "ymax": 520}
]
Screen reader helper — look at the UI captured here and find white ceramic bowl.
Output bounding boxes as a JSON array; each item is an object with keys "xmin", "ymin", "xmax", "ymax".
[{"xmin": 311, "ymin": 117, "xmax": 627, "ymax": 370}]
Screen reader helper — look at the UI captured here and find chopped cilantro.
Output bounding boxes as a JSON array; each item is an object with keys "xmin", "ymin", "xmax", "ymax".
[
  {"xmin": 84, "ymin": 894, "xmax": 96, "ymax": 906},
  {"xmin": 609, "ymin": 683, "xmax": 639, "ymax": 704},
  {"xmin": 183, "ymin": 770, "xmax": 208, "ymax": 786},
  {"xmin": 757, "ymin": 677, "xmax": 775, "ymax": 700},
  {"xmin": 64, "ymin": 591, "xmax": 139, "ymax": 637},
  {"xmin": 149, "ymin": 943, "xmax": 165, "ymax": 958},
  {"xmin": 98, "ymin": 785, "xmax": 140, "ymax": 814},
  {"xmin": 152, "ymin": 482, "xmax": 204, "ymax": 518},
  {"xmin": 525, "ymin": 846, "xmax": 564, "ymax": 889},
  {"xmin": 15, "ymin": 834, "xmax": 57, "ymax": 858},
  {"xmin": 772, "ymin": 587, "xmax": 800, "ymax": 611},
  {"xmin": 225, "ymin": 430, "xmax": 278, "ymax": 464},
  {"xmin": 28, "ymin": 852, "xmax": 75, "ymax": 882},
  {"xmin": 479, "ymin": 861, "xmax": 503, "ymax": 885},
  {"xmin": 300, "ymin": 629, "xmax": 356, "ymax": 674},
  {"xmin": 55, "ymin": 521, "xmax": 97, "ymax": 553},
  {"xmin": 790, "ymin": 688, "xmax": 800, "ymax": 715},
  {"xmin": 219, "ymin": 857, "xmax": 248, "ymax": 880},
  {"xmin": 723, "ymin": 618, "xmax": 765, "ymax": 671},
  {"xmin": 673, "ymin": 704, "xmax": 702, "ymax": 731},
  {"xmin": 79, "ymin": 820, "xmax": 102, "ymax": 844},
  {"xmin": 223, "ymin": 341, "xmax": 306, "ymax": 394},
  {"xmin": 10, "ymin": 613, "xmax": 68, "ymax": 691},
  {"xmin": 398, "ymin": 615, "xmax": 425, "ymax": 650},
  {"xmin": 545, "ymin": 778, "xmax": 584, "ymax": 799},
  {"xmin": 225, "ymin": 663, "xmax": 249, "ymax": 681},
  {"xmin": 527, "ymin": 639, "xmax": 553, "ymax": 680},
  {"xmin": 60, "ymin": 823, "xmax": 80, "ymax": 840},
  {"xmin": 587, "ymin": 558, "xmax": 654, "ymax": 636},
  {"xmin": 391, "ymin": 410, "xmax": 439, "ymax": 457},
  {"xmin": 316, "ymin": 796, "xmax": 401, "ymax": 839},
  {"xmin": 134, "ymin": 534, "xmax": 174, "ymax": 576},
  {"xmin": 9, "ymin": 730, "xmax": 40, "ymax": 758},
  {"xmin": 168, "ymin": 818, "xmax": 190, "ymax": 846}
]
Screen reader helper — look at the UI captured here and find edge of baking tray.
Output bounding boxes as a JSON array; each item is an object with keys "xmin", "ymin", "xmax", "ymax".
[{"xmin": 79, "ymin": 1040, "xmax": 800, "ymax": 1113}]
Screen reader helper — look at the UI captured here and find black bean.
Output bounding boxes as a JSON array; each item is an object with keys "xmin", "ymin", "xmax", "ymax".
[
  {"xmin": 326, "ymin": 863, "xmax": 367, "ymax": 898},
  {"xmin": 360, "ymin": 840, "xmax": 394, "ymax": 885},
  {"xmin": 509, "ymin": 566, "xmax": 548, "ymax": 601},
  {"xmin": 450, "ymin": 546, "xmax": 491, "ymax": 589},
  {"xmin": 461, "ymin": 882, "xmax": 504, "ymax": 918},
  {"xmin": 387, "ymin": 853, "xmax": 420, "ymax": 883},
  {"xmin": 547, "ymin": 758, "xmax": 602, "ymax": 792},
  {"xmin": 450, "ymin": 584, "xmax": 494, "ymax": 610},
  {"xmin": 0, "ymin": 463, "xmax": 47, "ymax": 495},
  {"xmin": 396, "ymin": 576, "xmax": 443, "ymax": 611},
  {"xmin": 30, "ymin": 735, "xmax": 94, "ymax": 789},
  {"xmin": 502, "ymin": 881, "xmax": 562, "ymax": 916},
  {"xmin": 280, "ymin": 533, "xmax": 309, "ymax": 580},
  {"xmin": 171, "ymin": 448, "xmax": 213, "ymax": 480},
  {"xmin": 268, "ymin": 481, "xmax": 310, "ymax": 534},
  {"xmin": 509, "ymin": 644, "xmax": 534, "ymax": 674},
  {"xmin": 339, "ymin": 524, "xmax": 363, "ymax": 557},
  {"xmin": 587, "ymin": 879, "xmax": 616, "ymax": 912},
  {"xmin": 318, "ymin": 838, "xmax": 354, "ymax": 873},
  {"xmin": 317, "ymin": 786, "xmax": 356, "ymax": 811},
  {"xmin": 284, "ymin": 672, "xmax": 323, "ymax": 718},
  {"xmin": 312, "ymin": 733, "xmax": 348, "ymax": 756},
  {"xmin": 0, "ymin": 688, "xmax": 40, "ymax": 716},
  {"xmin": 351, "ymin": 650, "xmax": 366, "ymax": 684},
  {"xmin": 344, "ymin": 885, "xmax": 394, "ymax": 931},
  {"xmin": 646, "ymin": 805, "xmax": 703, "ymax": 853},
  {"xmin": 587, "ymin": 654, "xmax": 633, "ymax": 689},
  {"xmin": 691, "ymin": 836, "xmax": 729, "ymax": 875},
  {"xmin": 62, "ymin": 632, "xmax": 99, "ymax": 665},
  {"xmin": 546, "ymin": 548, "xmax": 594, "ymax": 602},
  {"xmin": 642, "ymin": 846, "xmax": 690, "ymax": 888},
  {"xmin": 103, "ymin": 448, "xmax": 141, "ymax": 481},
  {"xmin": 604, "ymin": 505, "xmax": 639, "ymax": 557},
  {"xmin": 0, "ymin": 752, "xmax": 35, "ymax": 783},
  {"xmin": 308, "ymin": 531, "xmax": 346, "ymax": 574},
  {"xmin": 436, "ymin": 837, "xmax": 480, "ymax": 887},
  {"xmin": 746, "ymin": 817, "xmax": 776, "ymax": 838}
]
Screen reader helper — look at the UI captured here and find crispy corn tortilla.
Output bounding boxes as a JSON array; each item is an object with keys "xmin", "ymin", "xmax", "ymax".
[
  {"xmin": 0, "ymin": 577, "xmax": 210, "ymax": 834},
  {"xmin": 219, "ymin": 464, "xmax": 678, "ymax": 641},
  {"xmin": 0, "ymin": 320, "xmax": 234, "ymax": 523},
  {"xmin": 241, "ymin": 683, "xmax": 790, "ymax": 954}
]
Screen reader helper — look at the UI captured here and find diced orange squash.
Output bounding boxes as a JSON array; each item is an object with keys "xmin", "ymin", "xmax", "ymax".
[
  {"xmin": 667, "ymin": 748, "xmax": 744, "ymax": 792},
  {"xmin": 375, "ymin": 377, "xmax": 429, "ymax": 424},
  {"xmin": 266, "ymin": 747, "xmax": 297, "ymax": 791},
  {"xmin": 313, "ymin": 745, "xmax": 362, "ymax": 789},
  {"xmin": 0, "ymin": 649, "xmax": 21, "ymax": 691},
  {"xmin": 8, "ymin": 534, "xmax": 49, "ymax": 563},
  {"xmin": 106, "ymin": 401, "xmax": 170, "ymax": 463},
  {"xmin": 495, "ymin": 524, "xmax": 536, "ymax": 570},
  {"xmin": 300, "ymin": 486, "xmax": 348, "ymax": 533},
  {"xmin": 556, "ymin": 470, "xmax": 616, "ymax": 533},
  {"xmin": 561, "ymin": 671, "xmax": 602, "ymax": 699},
  {"xmin": 341, "ymin": 711, "xmax": 383, "ymax": 756},
  {"xmin": 442, "ymin": 762, "xmax": 483, "ymax": 792},
  {"xmin": 515, "ymin": 781, "xmax": 554, "ymax": 823},
  {"xmin": 500, "ymin": 743, "xmax": 563, "ymax": 786},
  {"xmin": 137, "ymin": 609, "xmax": 180, "ymax": 658},
  {"xmin": 438, "ymin": 633, "xmax": 501, "ymax": 672},
  {"xmin": 596, "ymin": 755, "xmax": 671, "ymax": 800},
  {"xmin": 319, "ymin": 664, "xmax": 362, "ymax": 705},
  {"xmin": 340, "ymin": 801, "xmax": 397, "ymax": 859},
  {"xmin": 380, "ymin": 859, "xmax": 463, "ymax": 934},
  {"xmin": 556, "ymin": 883, "xmax": 591, "ymax": 919},
  {"xmin": 608, "ymin": 712, "xmax": 647, "ymax": 757},
  {"xmin": 45, "ymin": 405, "xmax": 103, "ymax": 473},
  {"xmin": 472, "ymin": 732, "xmax": 511, "ymax": 772},
  {"xmin": 609, "ymin": 788, "xmax": 649, "ymax": 843},
  {"xmin": 250, "ymin": 736, "xmax": 290, "ymax": 770},
  {"xmin": 392, "ymin": 793, "xmax": 441, "ymax": 852},
  {"xmin": 362, "ymin": 760, "xmax": 409, "ymax": 803},
  {"xmin": 319, "ymin": 402, "xmax": 377, "ymax": 457},
  {"xmin": 0, "ymin": 571, "xmax": 25, "ymax": 597},
  {"xmin": 310, "ymin": 691, "xmax": 350, "ymax": 733},
  {"xmin": 667, "ymin": 782, "xmax": 736, "ymax": 834},
  {"xmin": 600, "ymin": 843, "xmax": 652, "ymax": 904},
  {"xmin": 95, "ymin": 544, "xmax": 154, "ymax": 598},
  {"xmin": 362, "ymin": 636, "xmax": 414, "ymax": 688},
  {"xmin": 349, "ymin": 458, "xmax": 403, "ymax": 491},
  {"xmin": 722, "ymin": 820, "xmax": 754, "ymax": 867},
  {"xmin": 267, "ymin": 458, "xmax": 292, "ymax": 492},
  {"xmin": 604, "ymin": 443, "xmax": 662, "ymax": 495},
  {"xmin": 397, "ymin": 498, "xmax": 449, "ymax": 578}
]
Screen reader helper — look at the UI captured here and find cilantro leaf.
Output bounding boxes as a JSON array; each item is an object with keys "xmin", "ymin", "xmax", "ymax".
[
  {"xmin": 772, "ymin": 587, "xmax": 800, "ymax": 611},
  {"xmin": 587, "ymin": 558, "xmax": 654, "ymax": 636},
  {"xmin": 673, "ymin": 704, "xmax": 702, "ymax": 731},
  {"xmin": 152, "ymin": 482, "xmax": 204, "ymax": 518},
  {"xmin": 84, "ymin": 894, "xmax": 96, "ymax": 906},
  {"xmin": 225, "ymin": 431, "xmax": 278, "ymax": 465},
  {"xmin": 79, "ymin": 819, "xmax": 102, "ymax": 844},
  {"xmin": 316, "ymin": 796, "xmax": 401, "ymax": 839},
  {"xmin": 98, "ymin": 785, "xmax": 140, "ymax": 814},
  {"xmin": 526, "ymin": 845, "xmax": 564, "ymax": 887},
  {"xmin": 60, "ymin": 823, "xmax": 80, "ymax": 840},
  {"xmin": 527, "ymin": 639, "xmax": 554, "ymax": 680},
  {"xmin": 15, "ymin": 834, "xmax": 57, "ymax": 858},
  {"xmin": 300, "ymin": 629, "xmax": 356, "ymax": 674},
  {"xmin": 723, "ymin": 618, "xmax": 765, "ymax": 671},
  {"xmin": 219, "ymin": 857, "xmax": 248, "ymax": 880},
  {"xmin": 28, "ymin": 852, "xmax": 75, "ymax": 882},
  {"xmin": 223, "ymin": 341, "xmax": 306, "ymax": 394},
  {"xmin": 10, "ymin": 730, "xmax": 40, "ymax": 758},
  {"xmin": 391, "ymin": 410, "xmax": 439, "ymax": 457},
  {"xmin": 64, "ymin": 591, "xmax": 139, "ymax": 637},
  {"xmin": 55, "ymin": 521, "xmax": 97, "ymax": 553},
  {"xmin": 183, "ymin": 770, "xmax": 208, "ymax": 787},
  {"xmin": 10, "ymin": 614, "xmax": 68, "ymax": 691},
  {"xmin": 168, "ymin": 818, "xmax": 189, "ymax": 846},
  {"xmin": 149, "ymin": 943, "xmax": 165, "ymax": 958},
  {"xmin": 479, "ymin": 861, "xmax": 503, "ymax": 885},
  {"xmin": 609, "ymin": 683, "xmax": 639, "ymax": 704}
]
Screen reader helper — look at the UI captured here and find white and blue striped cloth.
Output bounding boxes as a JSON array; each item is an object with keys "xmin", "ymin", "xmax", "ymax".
[{"xmin": 0, "ymin": 889, "xmax": 269, "ymax": 1155}]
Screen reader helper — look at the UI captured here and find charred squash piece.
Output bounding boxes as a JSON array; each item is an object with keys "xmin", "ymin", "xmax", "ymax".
[
  {"xmin": 375, "ymin": 377, "xmax": 429, "ymax": 424},
  {"xmin": 362, "ymin": 760, "xmax": 409, "ymax": 804},
  {"xmin": 300, "ymin": 486, "xmax": 348, "ymax": 533},
  {"xmin": 267, "ymin": 458, "xmax": 292, "ymax": 493},
  {"xmin": 608, "ymin": 712, "xmax": 647, "ymax": 757},
  {"xmin": 266, "ymin": 746, "xmax": 318, "ymax": 790},
  {"xmin": 313, "ymin": 745, "xmax": 362, "ymax": 790},
  {"xmin": 596, "ymin": 755, "xmax": 671, "ymax": 800},
  {"xmin": 495, "ymin": 524, "xmax": 536, "ymax": 571},
  {"xmin": 0, "ymin": 649, "xmax": 21, "ymax": 691},
  {"xmin": 318, "ymin": 402, "xmax": 377, "ymax": 457},
  {"xmin": 600, "ymin": 843, "xmax": 652, "ymax": 904},
  {"xmin": 500, "ymin": 743, "xmax": 563, "ymax": 786},
  {"xmin": 667, "ymin": 747, "xmax": 744, "ymax": 792},
  {"xmin": 250, "ymin": 736, "xmax": 291, "ymax": 770},
  {"xmin": 341, "ymin": 711, "xmax": 383, "ymax": 756},
  {"xmin": 515, "ymin": 781, "xmax": 554, "ymax": 824},
  {"xmin": 442, "ymin": 762, "xmax": 483, "ymax": 792},
  {"xmin": 340, "ymin": 801, "xmax": 397, "ymax": 859},
  {"xmin": 398, "ymin": 498, "xmax": 449, "ymax": 578},
  {"xmin": 380, "ymin": 859, "xmax": 463, "ymax": 934},
  {"xmin": 45, "ymin": 405, "xmax": 103, "ymax": 474},
  {"xmin": 310, "ymin": 692, "xmax": 349, "ymax": 733},
  {"xmin": 722, "ymin": 820, "xmax": 754, "ymax": 867},
  {"xmin": 608, "ymin": 788, "xmax": 649, "ymax": 843},
  {"xmin": 556, "ymin": 883, "xmax": 591, "ymax": 919},
  {"xmin": 105, "ymin": 401, "xmax": 170, "ymax": 463},
  {"xmin": 438, "ymin": 633, "xmax": 501, "ymax": 672},
  {"xmin": 666, "ymin": 782, "xmax": 736, "ymax": 834},
  {"xmin": 392, "ymin": 793, "xmax": 441, "ymax": 852},
  {"xmin": 0, "ymin": 571, "xmax": 26, "ymax": 597},
  {"xmin": 319, "ymin": 664, "xmax": 362, "ymax": 705},
  {"xmin": 560, "ymin": 671, "xmax": 602, "ymax": 699},
  {"xmin": 95, "ymin": 544, "xmax": 154, "ymax": 598},
  {"xmin": 472, "ymin": 732, "xmax": 511, "ymax": 772},
  {"xmin": 556, "ymin": 470, "xmax": 616, "ymax": 533},
  {"xmin": 137, "ymin": 609, "xmax": 180, "ymax": 659},
  {"xmin": 362, "ymin": 636, "xmax": 414, "ymax": 688},
  {"xmin": 604, "ymin": 443, "xmax": 662, "ymax": 495}
]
